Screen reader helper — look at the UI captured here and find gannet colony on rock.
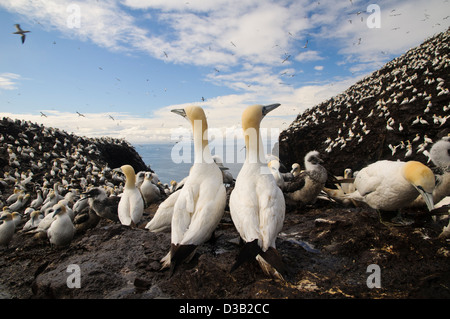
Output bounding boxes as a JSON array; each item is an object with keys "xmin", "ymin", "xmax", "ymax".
[{"xmin": 0, "ymin": 29, "xmax": 449, "ymax": 299}]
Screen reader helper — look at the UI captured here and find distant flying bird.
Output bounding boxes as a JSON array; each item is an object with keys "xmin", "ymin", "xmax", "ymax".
[
  {"xmin": 282, "ymin": 54, "xmax": 291, "ymax": 63},
  {"xmin": 231, "ymin": 41, "xmax": 236, "ymax": 47},
  {"xmin": 40, "ymin": 112, "xmax": 47, "ymax": 117},
  {"xmin": 76, "ymin": 112, "xmax": 85, "ymax": 117},
  {"xmin": 98, "ymin": 67, "xmax": 103, "ymax": 70},
  {"xmin": 303, "ymin": 40, "xmax": 308, "ymax": 48},
  {"xmin": 109, "ymin": 115, "xmax": 115, "ymax": 121},
  {"xmin": 163, "ymin": 51, "xmax": 168, "ymax": 58},
  {"xmin": 12, "ymin": 24, "xmax": 30, "ymax": 44}
]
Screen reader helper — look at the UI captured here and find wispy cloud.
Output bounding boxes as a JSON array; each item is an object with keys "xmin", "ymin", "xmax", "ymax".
[
  {"xmin": 0, "ymin": 73, "xmax": 21, "ymax": 90},
  {"xmin": 1, "ymin": 0, "xmax": 448, "ymax": 142}
]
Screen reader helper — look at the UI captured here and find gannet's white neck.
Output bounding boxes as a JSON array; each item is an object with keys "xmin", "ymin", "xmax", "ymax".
[
  {"xmin": 242, "ymin": 105, "xmax": 267, "ymax": 165},
  {"xmin": 191, "ymin": 118, "xmax": 213, "ymax": 164}
]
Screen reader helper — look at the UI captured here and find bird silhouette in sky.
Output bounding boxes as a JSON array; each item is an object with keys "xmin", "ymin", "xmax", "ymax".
[{"xmin": 13, "ymin": 24, "xmax": 30, "ymax": 44}]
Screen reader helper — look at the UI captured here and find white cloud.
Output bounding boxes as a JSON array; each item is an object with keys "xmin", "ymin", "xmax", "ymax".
[
  {"xmin": 1, "ymin": 0, "xmax": 448, "ymax": 143},
  {"xmin": 0, "ymin": 74, "xmax": 358, "ymax": 143},
  {"xmin": 295, "ymin": 50, "xmax": 324, "ymax": 62},
  {"xmin": 0, "ymin": 73, "xmax": 21, "ymax": 90}
]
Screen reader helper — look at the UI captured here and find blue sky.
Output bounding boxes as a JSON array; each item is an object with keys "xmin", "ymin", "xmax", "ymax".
[{"xmin": 0, "ymin": 0, "xmax": 449, "ymax": 143}]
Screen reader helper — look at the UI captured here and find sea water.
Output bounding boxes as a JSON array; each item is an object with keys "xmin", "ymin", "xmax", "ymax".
[{"xmin": 133, "ymin": 142, "xmax": 246, "ymax": 185}]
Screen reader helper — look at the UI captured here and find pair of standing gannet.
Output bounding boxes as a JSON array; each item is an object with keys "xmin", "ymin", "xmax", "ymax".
[{"xmin": 158, "ymin": 104, "xmax": 285, "ymax": 279}]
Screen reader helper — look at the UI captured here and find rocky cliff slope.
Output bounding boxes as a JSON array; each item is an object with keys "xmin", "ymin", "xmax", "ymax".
[{"xmin": 280, "ymin": 28, "xmax": 449, "ymax": 176}]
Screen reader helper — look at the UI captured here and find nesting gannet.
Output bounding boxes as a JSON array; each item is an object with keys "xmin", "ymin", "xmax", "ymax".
[
  {"xmin": 140, "ymin": 172, "xmax": 161, "ymax": 206},
  {"xmin": 11, "ymin": 212, "xmax": 22, "ymax": 228},
  {"xmin": 82, "ymin": 187, "xmax": 120, "ymax": 222},
  {"xmin": 410, "ymin": 138, "xmax": 450, "ymax": 209},
  {"xmin": 268, "ymin": 159, "xmax": 285, "ymax": 190},
  {"xmin": 346, "ymin": 161, "xmax": 435, "ymax": 223},
  {"xmin": 229, "ymin": 104, "xmax": 287, "ymax": 280},
  {"xmin": 212, "ymin": 155, "xmax": 234, "ymax": 185},
  {"xmin": 47, "ymin": 203, "xmax": 75, "ymax": 247},
  {"xmin": 22, "ymin": 210, "xmax": 43, "ymax": 232},
  {"xmin": 291, "ymin": 163, "xmax": 301, "ymax": 177},
  {"xmin": 0, "ymin": 213, "xmax": 15, "ymax": 247},
  {"xmin": 30, "ymin": 189, "xmax": 44, "ymax": 210},
  {"xmin": 284, "ymin": 151, "xmax": 328, "ymax": 207},
  {"xmin": 117, "ymin": 165, "xmax": 144, "ymax": 227},
  {"xmin": 12, "ymin": 24, "xmax": 30, "ymax": 44},
  {"xmin": 145, "ymin": 189, "xmax": 181, "ymax": 232},
  {"xmin": 323, "ymin": 168, "xmax": 356, "ymax": 206},
  {"xmin": 161, "ymin": 105, "xmax": 226, "ymax": 274}
]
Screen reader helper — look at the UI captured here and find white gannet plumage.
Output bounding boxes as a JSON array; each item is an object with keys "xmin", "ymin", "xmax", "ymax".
[
  {"xmin": 0, "ymin": 213, "xmax": 15, "ymax": 247},
  {"xmin": 47, "ymin": 203, "xmax": 75, "ymax": 247},
  {"xmin": 347, "ymin": 160, "xmax": 435, "ymax": 212},
  {"xmin": 268, "ymin": 159, "xmax": 285, "ymax": 190},
  {"xmin": 117, "ymin": 165, "xmax": 144, "ymax": 227},
  {"xmin": 145, "ymin": 189, "xmax": 180, "ymax": 232},
  {"xmin": 161, "ymin": 105, "xmax": 226, "ymax": 274},
  {"xmin": 410, "ymin": 138, "xmax": 450, "ymax": 209},
  {"xmin": 140, "ymin": 172, "xmax": 161, "ymax": 206},
  {"xmin": 229, "ymin": 104, "xmax": 287, "ymax": 280},
  {"xmin": 22, "ymin": 210, "xmax": 44, "ymax": 232}
]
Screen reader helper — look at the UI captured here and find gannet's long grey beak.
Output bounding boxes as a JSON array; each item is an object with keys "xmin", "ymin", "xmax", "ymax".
[
  {"xmin": 415, "ymin": 187, "xmax": 434, "ymax": 212},
  {"xmin": 262, "ymin": 104, "xmax": 281, "ymax": 117},
  {"xmin": 171, "ymin": 109, "xmax": 187, "ymax": 118}
]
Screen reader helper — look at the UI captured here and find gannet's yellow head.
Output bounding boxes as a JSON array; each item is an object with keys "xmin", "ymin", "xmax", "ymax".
[
  {"xmin": 171, "ymin": 105, "xmax": 208, "ymax": 148},
  {"xmin": 241, "ymin": 104, "xmax": 280, "ymax": 163},
  {"xmin": 268, "ymin": 159, "xmax": 280, "ymax": 171},
  {"xmin": 291, "ymin": 163, "xmax": 301, "ymax": 176},
  {"xmin": 403, "ymin": 161, "xmax": 435, "ymax": 211},
  {"xmin": 31, "ymin": 211, "xmax": 40, "ymax": 219},
  {"xmin": 0, "ymin": 212, "xmax": 12, "ymax": 222},
  {"xmin": 171, "ymin": 105, "xmax": 207, "ymax": 130},
  {"xmin": 52, "ymin": 203, "xmax": 67, "ymax": 217},
  {"xmin": 120, "ymin": 164, "xmax": 136, "ymax": 188},
  {"xmin": 344, "ymin": 168, "xmax": 353, "ymax": 178},
  {"xmin": 241, "ymin": 104, "xmax": 280, "ymax": 131}
]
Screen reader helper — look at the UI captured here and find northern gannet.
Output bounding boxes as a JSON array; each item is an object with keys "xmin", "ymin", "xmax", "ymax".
[
  {"xmin": 11, "ymin": 212, "xmax": 22, "ymax": 228},
  {"xmin": 117, "ymin": 165, "xmax": 144, "ymax": 227},
  {"xmin": 82, "ymin": 187, "xmax": 120, "ymax": 222},
  {"xmin": 268, "ymin": 159, "xmax": 285, "ymax": 190},
  {"xmin": 212, "ymin": 155, "xmax": 234, "ymax": 185},
  {"xmin": 140, "ymin": 172, "xmax": 161, "ymax": 206},
  {"xmin": 30, "ymin": 189, "xmax": 44, "ymax": 210},
  {"xmin": 229, "ymin": 104, "xmax": 287, "ymax": 280},
  {"xmin": 161, "ymin": 105, "xmax": 226, "ymax": 274},
  {"xmin": 22, "ymin": 210, "xmax": 43, "ymax": 232},
  {"xmin": 284, "ymin": 150, "xmax": 328, "ymax": 207},
  {"xmin": 12, "ymin": 24, "xmax": 30, "ymax": 44},
  {"xmin": 346, "ymin": 160, "xmax": 435, "ymax": 224},
  {"xmin": 323, "ymin": 168, "xmax": 356, "ymax": 206},
  {"xmin": 0, "ymin": 213, "xmax": 15, "ymax": 248},
  {"xmin": 47, "ymin": 203, "xmax": 75, "ymax": 247}
]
